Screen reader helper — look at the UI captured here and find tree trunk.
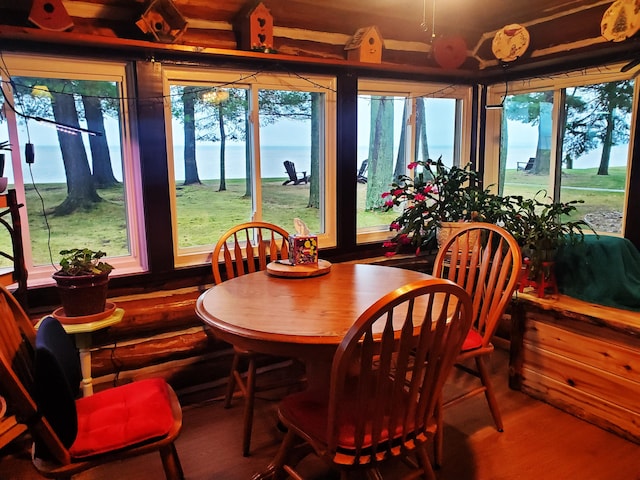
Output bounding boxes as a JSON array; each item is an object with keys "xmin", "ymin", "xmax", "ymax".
[
  {"xmin": 183, "ymin": 87, "xmax": 201, "ymax": 185},
  {"xmin": 218, "ymin": 104, "xmax": 227, "ymax": 192},
  {"xmin": 597, "ymin": 109, "xmax": 614, "ymax": 176},
  {"xmin": 416, "ymin": 97, "xmax": 429, "ymax": 162},
  {"xmin": 50, "ymin": 90, "xmax": 101, "ymax": 215},
  {"xmin": 82, "ymin": 95, "xmax": 118, "ymax": 188},
  {"xmin": 393, "ymin": 101, "xmax": 409, "ymax": 180},
  {"xmin": 534, "ymin": 101, "xmax": 552, "ymax": 175},
  {"xmin": 308, "ymin": 93, "xmax": 320, "ymax": 208},
  {"xmin": 498, "ymin": 110, "xmax": 508, "ymax": 195},
  {"xmin": 365, "ymin": 96, "xmax": 394, "ymax": 210}
]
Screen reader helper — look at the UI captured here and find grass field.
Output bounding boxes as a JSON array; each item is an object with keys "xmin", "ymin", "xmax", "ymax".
[{"xmin": 0, "ymin": 166, "xmax": 625, "ymax": 267}]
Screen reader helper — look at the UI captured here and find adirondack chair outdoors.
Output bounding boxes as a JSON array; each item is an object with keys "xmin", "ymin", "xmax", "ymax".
[
  {"xmin": 517, "ymin": 157, "xmax": 535, "ymax": 172},
  {"xmin": 282, "ymin": 160, "xmax": 309, "ymax": 185},
  {"xmin": 357, "ymin": 159, "xmax": 368, "ymax": 183}
]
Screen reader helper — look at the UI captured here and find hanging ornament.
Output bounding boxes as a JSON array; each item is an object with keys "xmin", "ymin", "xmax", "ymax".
[
  {"xmin": 491, "ymin": 24, "xmax": 530, "ymax": 62},
  {"xmin": 432, "ymin": 36, "xmax": 467, "ymax": 69},
  {"xmin": 601, "ymin": 0, "xmax": 640, "ymax": 42}
]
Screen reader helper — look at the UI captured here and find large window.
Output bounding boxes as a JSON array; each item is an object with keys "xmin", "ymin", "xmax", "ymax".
[
  {"xmin": 164, "ymin": 68, "xmax": 336, "ymax": 267},
  {"xmin": 356, "ymin": 80, "xmax": 473, "ymax": 245},
  {"xmin": 486, "ymin": 66, "xmax": 635, "ymax": 235},
  {"xmin": 0, "ymin": 54, "xmax": 144, "ymax": 285}
]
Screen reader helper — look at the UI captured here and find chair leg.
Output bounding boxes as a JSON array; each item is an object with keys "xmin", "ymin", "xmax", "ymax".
[
  {"xmin": 252, "ymin": 428, "xmax": 299, "ymax": 480},
  {"xmin": 159, "ymin": 442, "xmax": 185, "ymax": 480},
  {"xmin": 414, "ymin": 444, "xmax": 437, "ymax": 480},
  {"xmin": 224, "ymin": 352, "xmax": 241, "ymax": 408},
  {"xmin": 475, "ymin": 356, "xmax": 503, "ymax": 432},
  {"xmin": 242, "ymin": 354, "xmax": 257, "ymax": 456},
  {"xmin": 433, "ymin": 394, "xmax": 443, "ymax": 469}
]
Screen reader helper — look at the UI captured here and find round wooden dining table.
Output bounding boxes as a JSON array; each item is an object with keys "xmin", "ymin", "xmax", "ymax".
[{"xmin": 195, "ymin": 263, "xmax": 433, "ymax": 388}]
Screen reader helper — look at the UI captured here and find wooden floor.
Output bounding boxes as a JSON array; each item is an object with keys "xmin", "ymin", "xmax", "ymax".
[{"xmin": 2, "ymin": 349, "xmax": 640, "ymax": 479}]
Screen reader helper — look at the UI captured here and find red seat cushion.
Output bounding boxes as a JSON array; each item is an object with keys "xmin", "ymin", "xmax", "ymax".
[
  {"xmin": 461, "ymin": 328, "xmax": 483, "ymax": 352},
  {"xmin": 280, "ymin": 390, "xmax": 418, "ymax": 451},
  {"xmin": 69, "ymin": 378, "xmax": 174, "ymax": 458}
]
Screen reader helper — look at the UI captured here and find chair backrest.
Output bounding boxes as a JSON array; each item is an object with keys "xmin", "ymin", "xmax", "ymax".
[
  {"xmin": 0, "ymin": 284, "xmax": 71, "ymax": 465},
  {"xmin": 283, "ymin": 160, "xmax": 297, "ymax": 180},
  {"xmin": 432, "ymin": 222, "xmax": 522, "ymax": 347},
  {"xmin": 326, "ymin": 278, "xmax": 473, "ymax": 464},
  {"xmin": 211, "ymin": 221, "xmax": 290, "ymax": 284}
]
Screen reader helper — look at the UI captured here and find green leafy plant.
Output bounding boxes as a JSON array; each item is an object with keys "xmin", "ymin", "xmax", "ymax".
[
  {"xmin": 504, "ymin": 190, "xmax": 597, "ymax": 280},
  {"xmin": 56, "ymin": 248, "xmax": 114, "ymax": 276},
  {"xmin": 382, "ymin": 157, "xmax": 513, "ymax": 255}
]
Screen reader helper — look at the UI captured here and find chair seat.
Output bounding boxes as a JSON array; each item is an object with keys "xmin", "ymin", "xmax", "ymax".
[
  {"xmin": 70, "ymin": 378, "xmax": 175, "ymax": 458},
  {"xmin": 460, "ymin": 328, "xmax": 483, "ymax": 352},
  {"xmin": 280, "ymin": 389, "xmax": 420, "ymax": 452}
]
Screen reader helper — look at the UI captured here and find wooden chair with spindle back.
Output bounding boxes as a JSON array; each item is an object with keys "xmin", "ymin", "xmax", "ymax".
[
  {"xmin": 211, "ymin": 221, "xmax": 296, "ymax": 457},
  {"xmin": 431, "ymin": 222, "xmax": 522, "ymax": 465},
  {"xmin": 263, "ymin": 277, "xmax": 473, "ymax": 480},
  {"xmin": 0, "ymin": 284, "xmax": 184, "ymax": 479}
]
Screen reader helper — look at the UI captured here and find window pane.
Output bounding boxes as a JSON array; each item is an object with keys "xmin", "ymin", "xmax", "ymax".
[
  {"xmin": 356, "ymin": 95, "xmax": 461, "ymax": 234},
  {"xmin": 356, "ymin": 94, "xmax": 406, "ymax": 232},
  {"xmin": 6, "ymin": 74, "xmax": 131, "ymax": 270},
  {"xmin": 560, "ymin": 81, "xmax": 632, "ymax": 234},
  {"xmin": 171, "ymin": 85, "xmax": 252, "ymax": 249},
  {"xmin": 502, "ymin": 90, "xmax": 553, "ymax": 199},
  {"xmin": 258, "ymin": 89, "xmax": 321, "ymax": 233},
  {"xmin": 167, "ymin": 70, "xmax": 335, "ymax": 265}
]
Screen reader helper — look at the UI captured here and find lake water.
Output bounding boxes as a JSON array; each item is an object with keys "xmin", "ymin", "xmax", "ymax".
[{"xmin": 3, "ymin": 143, "xmax": 629, "ymax": 183}]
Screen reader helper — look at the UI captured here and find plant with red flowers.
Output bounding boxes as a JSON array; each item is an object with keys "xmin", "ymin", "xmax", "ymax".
[{"xmin": 381, "ymin": 157, "xmax": 512, "ymax": 256}]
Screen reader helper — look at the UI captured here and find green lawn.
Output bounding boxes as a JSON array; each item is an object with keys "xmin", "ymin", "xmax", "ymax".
[{"xmin": 0, "ymin": 166, "xmax": 626, "ymax": 268}]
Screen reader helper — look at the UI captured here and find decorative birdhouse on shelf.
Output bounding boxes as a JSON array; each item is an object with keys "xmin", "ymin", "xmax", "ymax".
[
  {"xmin": 345, "ymin": 26, "xmax": 383, "ymax": 63},
  {"xmin": 136, "ymin": 0, "xmax": 188, "ymax": 44},
  {"xmin": 28, "ymin": 0, "xmax": 74, "ymax": 32},
  {"xmin": 238, "ymin": 2, "xmax": 274, "ymax": 52}
]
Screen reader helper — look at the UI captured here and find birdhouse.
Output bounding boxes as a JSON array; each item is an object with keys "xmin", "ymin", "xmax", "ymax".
[
  {"xmin": 238, "ymin": 2, "xmax": 274, "ymax": 52},
  {"xmin": 345, "ymin": 26, "xmax": 383, "ymax": 63},
  {"xmin": 28, "ymin": 0, "xmax": 74, "ymax": 32},
  {"xmin": 136, "ymin": 0, "xmax": 188, "ymax": 44}
]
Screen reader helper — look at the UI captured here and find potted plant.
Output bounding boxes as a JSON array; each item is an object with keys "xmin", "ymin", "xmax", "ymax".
[
  {"xmin": 52, "ymin": 248, "xmax": 114, "ymax": 317},
  {"xmin": 504, "ymin": 190, "xmax": 597, "ymax": 291},
  {"xmin": 382, "ymin": 157, "xmax": 513, "ymax": 256}
]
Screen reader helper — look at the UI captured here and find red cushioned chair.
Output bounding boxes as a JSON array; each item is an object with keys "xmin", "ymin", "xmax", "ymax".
[
  {"xmin": 0, "ymin": 284, "xmax": 184, "ymax": 479},
  {"xmin": 262, "ymin": 278, "xmax": 473, "ymax": 479},
  {"xmin": 431, "ymin": 223, "xmax": 521, "ymax": 466}
]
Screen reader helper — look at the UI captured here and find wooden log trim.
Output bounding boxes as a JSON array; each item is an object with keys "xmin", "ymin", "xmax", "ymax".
[{"xmin": 512, "ymin": 292, "xmax": 640, "ymax": 339}]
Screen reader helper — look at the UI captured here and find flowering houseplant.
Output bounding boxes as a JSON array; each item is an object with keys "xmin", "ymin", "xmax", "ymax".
[
  {"xmin": 382, "ymin": 157, "xmax": 512, "ymax": 256},
  {"xmin": 504, "ymin": 190, "xmax": 596, "ymax": 281}
]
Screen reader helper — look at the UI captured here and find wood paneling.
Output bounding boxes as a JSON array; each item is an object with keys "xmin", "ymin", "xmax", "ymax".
[
  {"xmin": 0, "ymin": 1, "xmax": 634, "ymax": 75},
  {"xmin": 510, "ymin": 292, "xmax": 640, "ymax": 445}
]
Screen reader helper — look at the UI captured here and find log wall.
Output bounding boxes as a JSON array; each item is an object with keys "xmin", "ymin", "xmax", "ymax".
[{"xmin": 509, "ymin": 292, "xmax": 640, "ymax": 444}]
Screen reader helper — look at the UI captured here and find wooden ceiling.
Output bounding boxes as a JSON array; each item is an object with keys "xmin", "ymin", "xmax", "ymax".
[{"xmin": 0, "ymin": 1, "xmax": 637, "ymax": 77}]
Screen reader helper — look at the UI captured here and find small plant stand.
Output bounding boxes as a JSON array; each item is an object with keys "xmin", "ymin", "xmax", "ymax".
[{"xmin": 518, "ymin": 259, "xmax": 558, "ymax": 298}]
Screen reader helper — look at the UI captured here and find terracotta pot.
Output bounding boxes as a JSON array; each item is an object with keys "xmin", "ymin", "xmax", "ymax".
[{"xmin": 52, "ymin": 271, "xmax": 110, "ymax": 317}]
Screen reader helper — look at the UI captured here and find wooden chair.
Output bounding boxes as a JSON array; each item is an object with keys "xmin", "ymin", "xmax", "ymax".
[
  {"xmin": 282, "ymin": 160, "xmax": 309, "ymax": 185},
  {"xmin": 516, "ymin": 157, "xmax": 535, "ymax": 172},
  {"xmin": 357, "ymin": 159, "xmax": 368, "ymax": 184},
  {"xmin": 262, "ymin": 278, "xmax": 473, "ymax": 480},
  {"xmin": 211, "ymin": 221, "xmax": 296, "ymax": 457},
  {"xmin": 0, "ymin": 284, "xmax": 184, "ymax": 479},
  {"xmin": 431, "ymin": 222, "xmax": 521, "ymax": 465}
]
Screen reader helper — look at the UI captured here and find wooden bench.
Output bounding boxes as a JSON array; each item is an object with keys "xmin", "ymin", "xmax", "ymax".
[{"xmin": 509, "ymin": 292, "xmax": 640, "ymax": 444}]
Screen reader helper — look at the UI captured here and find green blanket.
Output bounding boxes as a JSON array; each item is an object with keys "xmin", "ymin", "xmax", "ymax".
[{"xmin": 555, "ymin": 235, "xmax": 640, "ymax": 312}]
